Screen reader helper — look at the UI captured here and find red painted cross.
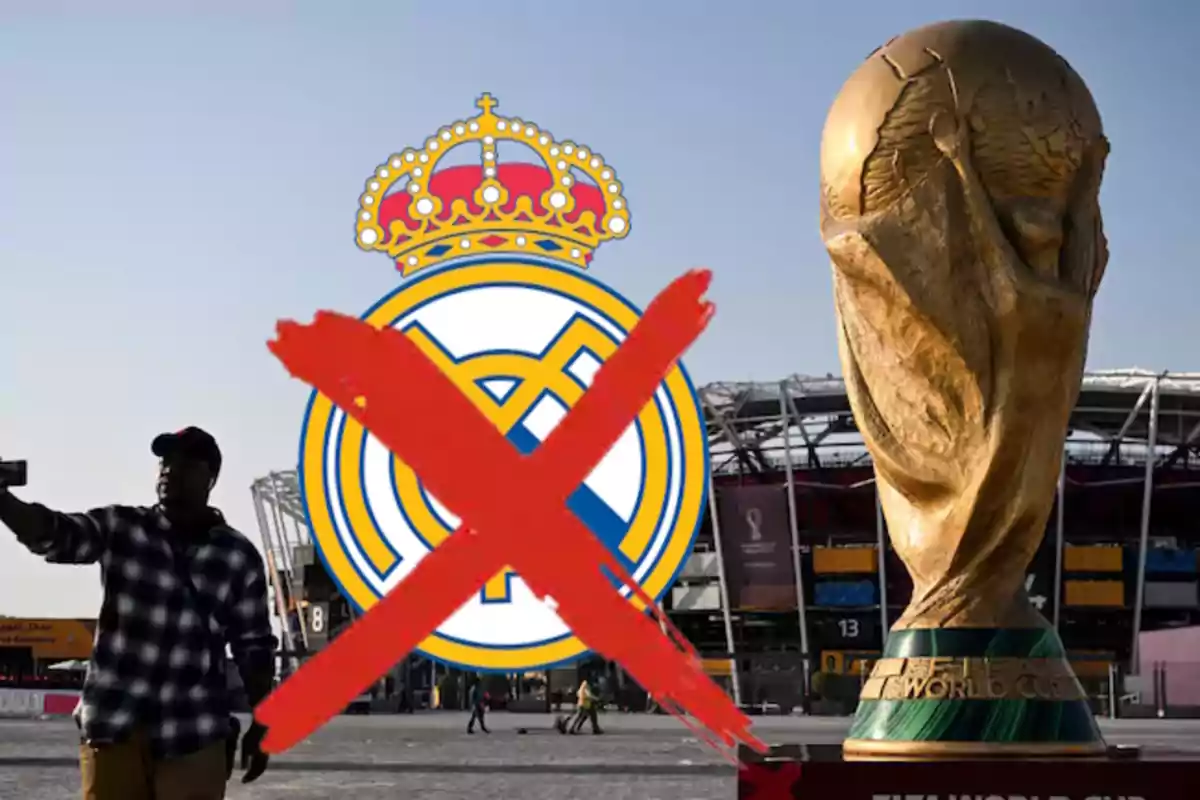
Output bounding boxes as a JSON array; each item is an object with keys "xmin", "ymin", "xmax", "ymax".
[{"xmin": 255, "ymin": 269, "xmax": 765, "ymax": 760}]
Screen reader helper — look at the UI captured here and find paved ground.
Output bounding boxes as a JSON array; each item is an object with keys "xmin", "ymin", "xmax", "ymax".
[{"xmin": 2, "ymin": 713, "xmax": 1199, "ymax": 800}]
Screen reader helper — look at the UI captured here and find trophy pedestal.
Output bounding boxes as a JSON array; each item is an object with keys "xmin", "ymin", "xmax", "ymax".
[
  {"xmin": 843, "ymin": 627, "xmax": 1106, "ymax": 757},
  {"xmin": 738, "ymin": 743, "xmax": 1200, "ymax": 800}
]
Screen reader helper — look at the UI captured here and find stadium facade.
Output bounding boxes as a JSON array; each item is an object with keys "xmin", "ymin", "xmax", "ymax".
[{"xmin": 252, "ymin": 369, "xmax": 1200, "ymax": 709}]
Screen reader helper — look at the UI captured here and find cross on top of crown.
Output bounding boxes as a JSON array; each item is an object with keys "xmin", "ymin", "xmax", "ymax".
[{"xmin": 475, "ymin": 93, "xmax": 498, "ymax": 116}]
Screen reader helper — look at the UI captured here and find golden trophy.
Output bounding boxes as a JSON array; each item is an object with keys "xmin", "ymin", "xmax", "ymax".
[{"xmin": 820, "ymin": 19, "xmax": 1110, "ymax": 757}]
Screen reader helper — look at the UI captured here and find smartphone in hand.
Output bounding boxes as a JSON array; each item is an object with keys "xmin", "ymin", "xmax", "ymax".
[{"xmin": 0, "ymin": 461, "xmax": 27, "ymax": 488}]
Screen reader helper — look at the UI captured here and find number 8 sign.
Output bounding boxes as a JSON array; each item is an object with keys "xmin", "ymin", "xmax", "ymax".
[{"xmin": 307, "ymin": 604, "xmax": 326, "ymax": 633}]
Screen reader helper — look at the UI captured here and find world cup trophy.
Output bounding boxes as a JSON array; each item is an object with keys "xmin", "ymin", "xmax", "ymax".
[{"xmin": 820, "ymin": 20, "xmax": 1110, "ymax": 757}]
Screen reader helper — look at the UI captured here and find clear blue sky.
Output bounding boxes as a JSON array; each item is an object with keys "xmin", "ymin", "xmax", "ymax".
[{"xmin": 1, "ymin": 1, "xmax": 1196, "ymax": 617}]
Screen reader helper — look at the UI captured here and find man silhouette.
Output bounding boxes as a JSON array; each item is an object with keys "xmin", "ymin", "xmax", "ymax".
[{"xmin": 0, "ymin": 428, "xmax": 276, "ymax": 800}]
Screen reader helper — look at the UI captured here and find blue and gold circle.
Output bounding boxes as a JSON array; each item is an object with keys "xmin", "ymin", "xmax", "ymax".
[{"xmin": 298, "ymin": 256, "xmax": 709, "ymax": 671}]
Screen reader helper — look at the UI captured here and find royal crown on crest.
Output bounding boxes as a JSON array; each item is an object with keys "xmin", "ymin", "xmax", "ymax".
[{"xmin": 355, "ymin": 94, "xmax": 631, "ymax": 275}]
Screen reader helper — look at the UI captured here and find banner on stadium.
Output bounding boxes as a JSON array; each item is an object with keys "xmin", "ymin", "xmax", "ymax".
[
  {"xmin": 715, "ymin": 485, "xmax": 798, "ymax": 611},
  {"xmin": 0, "ymin": 619, "xmax": 95, "ymax": 661}
]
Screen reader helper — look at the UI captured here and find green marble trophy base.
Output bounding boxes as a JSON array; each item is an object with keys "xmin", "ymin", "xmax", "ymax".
[{"xmin": 842, "ymin": 628, "xmax": 1107, "ymax": 758}]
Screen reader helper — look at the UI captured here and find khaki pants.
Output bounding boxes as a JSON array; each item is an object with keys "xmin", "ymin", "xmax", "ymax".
[{"xmin": 79, "ymin": 728, "xmax": 227, "ymax": 800}]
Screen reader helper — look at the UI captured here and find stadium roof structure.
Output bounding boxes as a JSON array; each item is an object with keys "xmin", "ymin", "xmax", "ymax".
[
  {"xmin": 250, "ymin": 470, "xmax": 309, "ymax": 659},
  {"xmin": 700, "ymin": 369, "xmax": 1200, "ymax": 475},
  {"xmin": 253, "ymin": 369, "xmax": 1200, "ymax": 552}
]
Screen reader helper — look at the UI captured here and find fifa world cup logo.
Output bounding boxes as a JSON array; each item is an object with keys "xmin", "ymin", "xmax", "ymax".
[{"xmin": 745, "ymin": 508, "xmax": 764, "ymax": 543}]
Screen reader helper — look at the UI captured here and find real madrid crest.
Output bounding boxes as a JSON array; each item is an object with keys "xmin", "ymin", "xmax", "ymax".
[{"xmin": 298, "ymin": 94, "xmax": 709, "ymax": 672}]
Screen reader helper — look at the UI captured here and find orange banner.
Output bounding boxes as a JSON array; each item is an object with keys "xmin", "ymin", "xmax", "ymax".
[
  {"xmin": 0, "ymin": 618, "xmax": 95, "ymax": 661},
  {"xmin": 1064, "ymin": 580, "xmax": 1125, "ymax": 608},
  {"xmin": 701, "ymin": 658, "xmax": 734, "ymax": 677},
  {"xmin": 1064, "ymin": 545, "xmax": 1124, "ymax": 573},
  {"xmin": 813, "ymin": 546, "xmax": 878, "ymax": 575}
]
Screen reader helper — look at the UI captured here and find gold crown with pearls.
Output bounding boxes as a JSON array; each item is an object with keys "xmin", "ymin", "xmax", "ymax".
[{"xmin": 355, "ymin": 94, "xmax": 631, "ymax": 275}]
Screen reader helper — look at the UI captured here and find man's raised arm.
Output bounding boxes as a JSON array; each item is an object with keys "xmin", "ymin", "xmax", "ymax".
[{"xmin": 0, "ymin": 488, "xmax": 111, "ymax": 565}]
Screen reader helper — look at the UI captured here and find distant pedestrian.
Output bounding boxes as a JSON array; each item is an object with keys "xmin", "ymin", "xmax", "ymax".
[
  {"xmin": 467, "ymin": 679, "xmax": 490, "ymax": 734},
  {"xmin": 569, "ymin": 677, "xmax": 603, "ymax": 735}
]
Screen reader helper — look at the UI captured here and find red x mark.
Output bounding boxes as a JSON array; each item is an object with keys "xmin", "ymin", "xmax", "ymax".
[
  {"xmin": 256, "ymin": 269, "xmax": 766, "ymax": 760},
  {"xmin": 738, "ymin": 761, "xmax": 803, "ymax": 799}
]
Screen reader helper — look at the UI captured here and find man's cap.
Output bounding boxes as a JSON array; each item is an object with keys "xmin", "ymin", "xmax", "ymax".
[{"xmin": 151, "ymin": 426, "xmax": 222, "ymax": 476}]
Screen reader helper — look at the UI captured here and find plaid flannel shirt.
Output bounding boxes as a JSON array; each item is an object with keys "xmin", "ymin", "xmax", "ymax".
[{"xmin": 13, "ymin": 503, "xmax": 277, "ymax": 759}]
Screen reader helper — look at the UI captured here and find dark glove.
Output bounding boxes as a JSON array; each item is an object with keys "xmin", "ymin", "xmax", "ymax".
[{"xmin": 240, "ymin": 721, "xmax": 270, "ymax": 784}]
